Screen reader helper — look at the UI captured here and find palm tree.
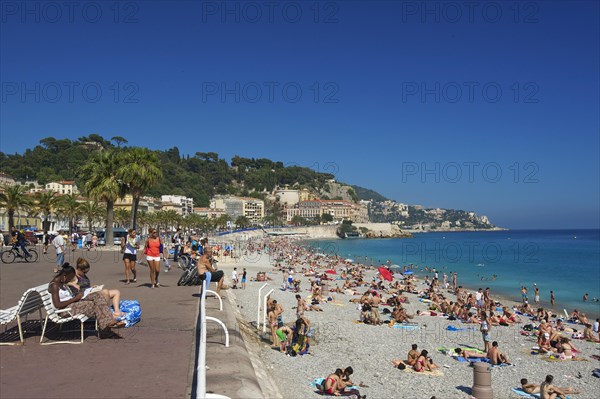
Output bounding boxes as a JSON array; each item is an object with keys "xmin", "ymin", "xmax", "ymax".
[
  {"xmin": 114, "ymin": 207, "xmax": 131, "ymax": 228},
  {"xmin": 235, "ymin": 215, "xmax": 251, "ymax": 229},
  {"xmin": 0, "ymin": 185, "xmax": 32, "ymax": 231},
  {"xmin": 57, "ymin": 194, "xmax": 81, "ymax": 233},
  {"xmin": 160, "ymin": 209, "xmax": 181, "ymax": 231},
  {"xmin": 78, "ymin": 150, "xmax": 124, "ymax": 245},
  {"xmin": 34, "ymin": 191, "xmax": 60, "ymax": 233},
  {"xmin": 79, "ymin": 200, "xmax": 105, "ymax": 231},
  {"xmin": 118, "ymin": 147, "xmax": 163, "ymax": 230}
]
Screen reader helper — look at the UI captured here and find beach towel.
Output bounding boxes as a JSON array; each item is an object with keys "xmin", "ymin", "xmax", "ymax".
[
  {"xmin": 404, "ymin": 368, "xmax": 444, "ymax": 376},
  {"xmin": 491, "ymin": 363, "xmax": 515, "ymax": 368},
  {"xmin": 393, "ymin": 324, "xmax": 420, "ymax": 331},
  {"xmin": 446, "ymin": 325, "xmax": 476, "ymax": 332},
  {"xmin": 511, "ymin": 388, "xmax": 540, "ymax": 398},
  {"xmin": 439, "ymin": 346, "xmax": 485, "ymax": 356},
  {"xmin": 114, "ymin": 299, "xmax": 141, "ymax": 328}
]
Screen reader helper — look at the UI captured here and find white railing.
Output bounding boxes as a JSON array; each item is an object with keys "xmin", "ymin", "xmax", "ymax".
[
  {"xmin": 262, "ymin": 289, "xmax": 274, "ymax": 333},
  {"xmin": 196, "ymin": 278, "xmax": 230, "ymax": 399},
  {"xmin": 256, "ymin": 283, "xmax": 268, "ymax": 329}
]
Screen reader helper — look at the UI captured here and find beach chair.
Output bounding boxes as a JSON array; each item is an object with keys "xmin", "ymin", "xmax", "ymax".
[
  {"xmin": 36, "ymin": 284, "xmax": 98, "ymax": 345},
  {"xmin": 0, "ymin": 288, "xmax": 44, "ymax": 345}
]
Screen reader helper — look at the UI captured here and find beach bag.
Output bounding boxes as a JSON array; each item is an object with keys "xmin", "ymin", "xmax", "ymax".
[
  {"xmin": 523, "ymin": 324, "xmax": 534, "ymax": 331},
  {"xmin": 115, "ymin": 300, "xmax": 142, "ymax": 327}
]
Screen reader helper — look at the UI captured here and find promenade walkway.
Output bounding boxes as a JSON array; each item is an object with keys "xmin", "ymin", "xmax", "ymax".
[{"xmin": 0, "ymin": 247, "xmax": 264, "ymax": 399}]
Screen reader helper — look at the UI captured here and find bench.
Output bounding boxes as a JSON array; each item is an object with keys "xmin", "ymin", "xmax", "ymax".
[
  {"xmin": 0, "ymin": 288, "xmax": 44, "ymax": 345},
  {"xmin": 35, "ymin": 284, "xmax": 98, "ymax": 345}
]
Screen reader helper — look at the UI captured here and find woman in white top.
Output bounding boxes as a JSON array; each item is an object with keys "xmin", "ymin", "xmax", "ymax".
[
  {"xmin": 49, "ymin": 264, "xmax": 124, "ymax": 330},
  {"xmin": 121, "ymin": 229, "xmax": 139, "ymax": 285}
]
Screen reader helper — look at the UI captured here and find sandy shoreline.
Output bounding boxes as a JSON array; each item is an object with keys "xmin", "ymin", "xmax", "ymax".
[{"xmin": 213, "ymin": 237, "xmax": 600, "ymax": 399}]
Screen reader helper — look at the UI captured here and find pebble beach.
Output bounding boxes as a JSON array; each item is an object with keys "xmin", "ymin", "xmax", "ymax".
[{"xmin": 213, "ymin": 237, "xmax": 600, "ymax": 399}]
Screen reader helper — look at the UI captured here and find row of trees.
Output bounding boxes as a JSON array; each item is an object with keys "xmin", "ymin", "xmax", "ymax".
[{"xmin": 0, "ymin": 187, "xmax": 105, "ymax": 233}]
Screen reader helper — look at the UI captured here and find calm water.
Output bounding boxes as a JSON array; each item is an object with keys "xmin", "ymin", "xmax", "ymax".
[{"xmin": 306, "ymin": 230, "xmax": 600, "ymax": 317}]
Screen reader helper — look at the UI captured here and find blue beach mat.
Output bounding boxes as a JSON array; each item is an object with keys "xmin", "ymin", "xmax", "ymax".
[
  {"xmin": 393, "ymin": 324, "xmax": 420, "ymax": 331},
  {"xmin": 446, "ymin": 325, "xmax": 477, "ymax": 332},
  {"xmin": 511, "ymin": 388, "xmax": 540, "ymax": 398}
]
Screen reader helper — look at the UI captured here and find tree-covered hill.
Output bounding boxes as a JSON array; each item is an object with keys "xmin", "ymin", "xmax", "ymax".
[{"xmin": 0, "ymin": 135, "xmax": 339, "ymax": 206}]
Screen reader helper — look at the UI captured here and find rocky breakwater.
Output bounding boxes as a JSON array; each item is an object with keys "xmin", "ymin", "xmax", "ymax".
[{"xmin": 354, "ymin": 223, "xmax": 413, "ymax": 238}]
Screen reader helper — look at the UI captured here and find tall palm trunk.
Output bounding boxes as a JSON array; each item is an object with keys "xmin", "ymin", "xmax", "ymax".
[
  {"xmin": 8, "ymin": 210, "xmax": 15, "ymax": 231},
  {"xmin": 106, "ymin": 200, "xmax": 115, "ymax": 245},
  {"xmin": 130, "ymin": 195, "xmax": 140, "ymax": 230}
]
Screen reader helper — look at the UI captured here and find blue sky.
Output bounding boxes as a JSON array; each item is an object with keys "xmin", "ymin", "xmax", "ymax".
[{"xmin": 1, "ymin": 0, "xmax": 599, "ymax": 229}]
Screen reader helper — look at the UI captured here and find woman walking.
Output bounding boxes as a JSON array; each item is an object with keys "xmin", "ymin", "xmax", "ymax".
[
  {"xmin": 122, "ymin": 228, "xmax": 139, "ymax": 285},
  {"xmin": 145, "ymin": 229, "xmax": 163, "ymax": 288}
]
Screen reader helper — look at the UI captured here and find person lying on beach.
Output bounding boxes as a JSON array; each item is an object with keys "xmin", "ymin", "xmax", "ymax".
[
  {"xmin": 540, "ymin": 375, "xmax": 581, "ymax": 399},
  {"xmin": 413, "ymin": 350, "xmax": 438, "ymax": 372},
  {"xmin": 520, "ymin": 378, "xmax": 540, "ymax": 394},
  {"xmin": 392, "ymin": 344, "xmax": 419, "ymax": 368},
  {"xmin": 487, "ymin": 341, "xmax": 511, "ymax": 365},
  {"xmin": 462, "ymin": 312, "xmax": 480, "ymax": 324},
  {"xmin": 503, "ymin": 307, "xmax": 522, "ymax": 323},
  {"xmin": 454, "ymin": 348, "xmax": 488, "ymax": 360}
]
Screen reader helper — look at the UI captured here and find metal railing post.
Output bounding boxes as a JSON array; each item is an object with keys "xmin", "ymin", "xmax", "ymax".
[{"xmin": 256, "ymin": 283, "xmax": 268, "ymax": 329}]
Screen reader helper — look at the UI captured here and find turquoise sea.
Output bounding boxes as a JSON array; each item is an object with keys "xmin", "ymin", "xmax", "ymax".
[{"xmin": 306, "ymin": 230, "xmax": 600, "ymax": 318}]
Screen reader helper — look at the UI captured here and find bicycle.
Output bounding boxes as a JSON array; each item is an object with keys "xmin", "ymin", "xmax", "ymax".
[
  {"xmin": 177, "ymin": 257, "xmax": 199, "ymax": 286},
  {"xmin": 1, "ymin": 244, "xmax": 39, "ymax": 263}
]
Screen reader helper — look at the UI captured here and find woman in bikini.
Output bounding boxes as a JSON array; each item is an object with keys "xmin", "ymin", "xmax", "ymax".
[
  {"xmin": 413, "ymin": 350, "xmax": 438, "ymax": 372},
  {"xmin": 322, "ymin": 369, "xmax": 343, "ymax": 396}
]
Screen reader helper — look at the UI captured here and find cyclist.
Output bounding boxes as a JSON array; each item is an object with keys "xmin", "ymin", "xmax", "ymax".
[{"xmin": 10, "ymin": 227, "xmax": 31, "ymax": 258}]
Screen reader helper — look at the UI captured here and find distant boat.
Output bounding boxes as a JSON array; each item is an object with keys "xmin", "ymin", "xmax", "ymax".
[{"xmin": 477, "ymin": 263, "xmax": 485, "ymax": 267}]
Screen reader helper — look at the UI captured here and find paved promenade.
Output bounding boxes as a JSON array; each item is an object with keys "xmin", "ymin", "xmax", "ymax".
[{"xmin": 0, "ymin": 246, "xmax": 265, "ymax": 399}]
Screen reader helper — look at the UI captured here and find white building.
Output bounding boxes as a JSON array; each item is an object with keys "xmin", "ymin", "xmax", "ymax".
[
  {"xmin": 45, "ymin": 181, "xmax": 79, "ymax": 195},
  {"xmin": 161, "ymin": 195, "xmax": 194, "ymax": 216},
  {"xmin": 210, "ymin": 196, "xmax": 265, "ymax": 224}
]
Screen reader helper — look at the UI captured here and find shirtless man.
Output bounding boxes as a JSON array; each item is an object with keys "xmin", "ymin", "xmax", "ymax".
[
  {"xmin": 521, "ymin": 378, "xmax": 540, "ymax": 395},
  {"xmin": 392, "ymin": 344, "xmax": 419, "ymax": 367},
  {"xmin": 196, "ymin": 249, "xmax": 225, "ymax": 296},
  {"xmin": 540, "ymin": 375, "xmax": 580, "ymax": 399},
  {"xmin": 295, "ymin": 294, "xmax": 307, "ymax": 320},
  {"xmin": 487, "ymin": 341, "xmax": 510, "ymax": 365},
  {"xmin": 583, "ymin": 323, "xmax": 600, "ymax": 342},
  {"xmin": 370, "ymin": 291, "xmax": 382, "ymax": 325},
  {"xmin": 451, "ymin": 348, "xmax": 486, "ymax": 361}
]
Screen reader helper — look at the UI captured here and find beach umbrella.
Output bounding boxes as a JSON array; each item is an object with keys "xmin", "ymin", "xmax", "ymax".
[
  {"xmin": 378, "ymin": 267, "xmax": 393, "ymax": 282},
  {"xmin": 345, "ymin": 258, "xmax": 354, "ymax": 263},
  {"xmin": 393, "ymin": 273, "xmax": 405, "ymax": 279},
  {"xmin": 403, "ymin": 270, "xmax": 414, "ymax": 275},
  {"xmin": 389, "ymin": 264, "xmax": 402, "ymax": 272}
]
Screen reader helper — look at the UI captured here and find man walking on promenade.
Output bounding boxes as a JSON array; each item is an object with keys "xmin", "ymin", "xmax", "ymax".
[{"xmin": 52, "ymin": 230, "xmax": 65, "ymax": 273}]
